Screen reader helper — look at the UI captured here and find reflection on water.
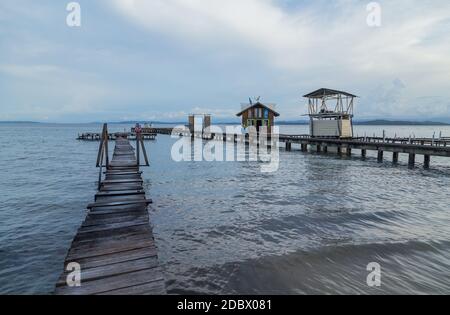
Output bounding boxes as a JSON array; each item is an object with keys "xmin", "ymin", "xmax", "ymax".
[{"xmin": 0, "ymin": 123, "xmax": 449, "ymax": 294}]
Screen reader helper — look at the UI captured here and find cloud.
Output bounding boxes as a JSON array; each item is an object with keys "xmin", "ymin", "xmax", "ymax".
[
  {"xmin": 107, "ymin": 0, "xmax": 450, "ymax": 119},
  {"xmin": 1, "ymin": 1, "xmax": 450, "ymax": 121},
  {"xmin": 110, "ymin": 0, "xmax": 450, "ymax": 73},
  {"xmin": 0, "ymin": 63, "xmax": 116, "ymax": 120}
]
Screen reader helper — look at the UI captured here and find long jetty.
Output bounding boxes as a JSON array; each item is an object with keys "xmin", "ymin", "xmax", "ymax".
[
  {"xmin": 146, "ymin": 127, "xmax": 450, "ymax": 169},
  {"xmin": 77, "ymin": 132, "xmax": 156, "ymax": 141},
  {"xmin": 55, "ymin": 125, "xmax": 165, "ymax": 295}
]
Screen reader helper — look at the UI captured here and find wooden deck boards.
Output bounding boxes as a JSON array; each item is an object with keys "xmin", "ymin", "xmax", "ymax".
[{"xmin": 55, "ymin": 137, "xmax": 165, "ymax": 295}]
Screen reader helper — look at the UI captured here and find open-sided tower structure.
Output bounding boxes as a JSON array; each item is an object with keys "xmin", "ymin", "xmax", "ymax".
[{"xmin": 304, "ymin": 88, "xmax": 357, "ymax": 138}]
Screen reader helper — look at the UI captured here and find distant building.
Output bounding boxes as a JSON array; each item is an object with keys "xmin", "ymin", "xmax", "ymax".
[
  {"xmin": 304, "ymin": 88, "xmax": 357, "ymax": 138},
  {"xmin": 188, "ymin": 114, "xmax": 211, "ymax": 134},
  {"xmin": 237, "ymin": 99, "xmax": 280, "ymax": 133}
]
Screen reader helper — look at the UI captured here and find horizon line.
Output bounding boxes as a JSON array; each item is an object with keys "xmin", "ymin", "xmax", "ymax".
[{"xmin": 1, "ymin": 118, "xmax": 450, "ymax": 126}]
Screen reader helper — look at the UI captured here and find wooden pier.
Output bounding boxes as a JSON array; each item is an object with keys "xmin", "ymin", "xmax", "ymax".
[
  {"xmin": 56, "ymin": 125, "xmax": 165, "ymax": 295},
  {"xmin": 146, "ymin": 127, "xmax": 450, "ymax": 169},
  {"xmin": 77, "ymin": 132, "xmax": 156, "ymax": 141},
  {"xmin": 278, "ymin": 134, "xmax": 450, "ymax": 169}
]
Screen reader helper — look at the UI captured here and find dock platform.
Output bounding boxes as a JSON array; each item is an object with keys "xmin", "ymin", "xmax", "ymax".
[{"xmin": 55, "ymin": 133, "xmax": 165, "ymax": 295}]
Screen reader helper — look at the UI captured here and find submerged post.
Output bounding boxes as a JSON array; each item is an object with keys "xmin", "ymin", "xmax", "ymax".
[
  {"xmin": 424, "ymin": 155, "xmax": 431, "ymax": 169},
  {"xmin": 286, "ymin": 141, "xmax": 291, "ymax": 151},
  {"xmin": 377, "ymin": 150, "xmax": 384, "ymax": 162},
  {"xmin": 393, "ymin": 152, "xmax": 399, "ymax": 164},
  {"xmin": 408, "ymin": 153, "xmax": 416, "ymax": 168},
  {"xmin": 361, "ymin": 149, "xmax": 367, "ymax": 158}
]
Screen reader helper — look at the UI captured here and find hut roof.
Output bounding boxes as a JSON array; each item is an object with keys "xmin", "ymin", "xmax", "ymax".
[
  {"xmin": 236, "ymin": 102, "xmax": 280, "ymax": 117},
  {"xmin": 303, "ymin": 88, "xmax": 358, "ymax": 99}
]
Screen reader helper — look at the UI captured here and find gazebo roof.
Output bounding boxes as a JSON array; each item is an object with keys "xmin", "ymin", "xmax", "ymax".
[{"xmin": 303, "ymin": 88, "xmax": 358, "ymax": 99}]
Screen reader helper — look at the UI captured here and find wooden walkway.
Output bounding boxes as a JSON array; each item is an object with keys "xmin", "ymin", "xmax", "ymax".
[
  {"xmin": 150, "ymin": 128, "xmax": 450, "ymax": 169},
  {"xmin": 55, "ymin": 137, "xmax": 166, "ymax": 295}
]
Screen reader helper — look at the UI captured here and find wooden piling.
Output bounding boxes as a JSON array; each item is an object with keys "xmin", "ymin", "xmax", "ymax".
[
  {"xmin": 377, "ymin": 150, "xmax": 384, "ymax": 162},
  {"xmin": 286, "ymin": 142, "xmax": 291, "ymax": 151},
  {"xmin": 424, "ymin": 155, "xmax": 431, "ymax": 169},
  {"xmin": 408, "ymin": 153, "xmax": 416, "ymax": 168},
  {"xmin": 393, "ymin": 152, "xmax": 399, "ymax": 164}
]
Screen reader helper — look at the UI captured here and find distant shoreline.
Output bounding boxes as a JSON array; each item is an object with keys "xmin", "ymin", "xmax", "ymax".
[
  {"xmin": 279, "ymin": 120, "xmax": 450, "ymax": 126},
  {"xmin": 1, "ymin": 119, "xmax": 449, "ymax": 126}
]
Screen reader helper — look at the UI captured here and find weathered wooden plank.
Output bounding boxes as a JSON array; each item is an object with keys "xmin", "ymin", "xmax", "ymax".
[
  {"xmin": 70, "ymin": 231, "xmax": 154, "ymax": 250},
  {"xmin": 104, "ymin": 171, "xmax": 142, "ymax": 176},
  {"xmin": 78, "ymin": 220, "xmax": 149, "ymax": 235},
  {"xmin": 75, "ymin": 247, "xmax": 158, "ymax": 270},
  {"xmin": 87, "ymin": 199, "xmax": 152, "ymax": 209},
  {"xmin": 105, "ymin": 168, "xmax": 140, "ymax": 172},
  {"xmin": 95, "ymin": 190, "xmax": 145, "ymax": 198},
  {"xmin": 57, "ymin": 256, "xmax": 160, "ymax": 286},
  {"xmin": 105, "ymin": 175, "xmax": 143, "ymax": 181},
  {"xmin": 87, "ymin": 208, "xmax": 147, "ymax": 217},
  {"xmin": 100, "ymin": 185, "xmax": 144, "ymax": 192},
  {"xmin": 76, "ymin": 224, "xmax": 151, "ymax": 241},
  {"xmin": 101, "ymin": 179, "xmax": 143, "ymax": 184},
  {"xmin": 68, "ymin": 237, "xmax": 156, "ymax": 261},
  {"xmin": 82, "ymin": 214, "xmax": 148, "ymax": 228},
  {"xmin": 55, "ymin": 268, "xmax": 165, "ymax": 295},
  {"xmin": 94, "ymin": 194, "xmax": 146, "ymax": 203},
  {"xmin": 97, "ymin": 280, "xmax": 166, "ymax": 295}
]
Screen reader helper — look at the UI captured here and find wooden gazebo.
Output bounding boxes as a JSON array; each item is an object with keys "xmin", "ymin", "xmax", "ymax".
[
  {"xmin": 237, "ymin": 98, "xmax": 280, "ymax": 133},
  {"xmin": 304, "ymin": 88, "xmax": 357, "ymax": 138}
]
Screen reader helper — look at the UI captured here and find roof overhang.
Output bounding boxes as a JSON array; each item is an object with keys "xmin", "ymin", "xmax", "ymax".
[
  {"xmin": 236, "ymin": 102, "xmax": 280, "ymax": 117},
  {"xmin": 303, "ymin": 88, "xmax": 358, "ymax": 99}
]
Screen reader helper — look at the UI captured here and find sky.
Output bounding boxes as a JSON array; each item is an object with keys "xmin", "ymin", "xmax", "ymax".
[{"xmin": 0, "ymin": 0, "xmax": 449, "ymax": 123}]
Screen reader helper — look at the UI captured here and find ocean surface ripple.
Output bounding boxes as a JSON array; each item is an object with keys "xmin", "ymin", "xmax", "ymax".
[{"xmin": 0, "ymin": 123, "xmax": 449, "ymax": 294}]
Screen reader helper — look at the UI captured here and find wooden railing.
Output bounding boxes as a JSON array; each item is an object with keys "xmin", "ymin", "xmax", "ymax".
[
  {"xmin": 96, "ymin": 124, "xmax": 110, "ymax": 190},
  {"xmin": 135, "ymin": 130, "xmax": 150, "ymax": 169}
]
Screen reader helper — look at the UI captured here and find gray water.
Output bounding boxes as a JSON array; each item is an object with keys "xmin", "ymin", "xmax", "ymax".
[{"xmin": 0, "ymin": 123, "xmax": 449, "ymax": 294}]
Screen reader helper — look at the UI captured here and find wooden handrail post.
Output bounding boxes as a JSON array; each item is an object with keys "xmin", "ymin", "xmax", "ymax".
[
  {"xmin": 104, "ymin": 124, "xmax": 109, "ymax": 168},
  {"xmin": 136, "ymin": 127, "xmax": 141, "ymax": 169},
  {"xmin": 96, "ymin": 123, "xmax": 109, "ymax": 190},
  {"xmin": 140, "ymin": 136, "xmax": 150, "ymax": 166},
  {"xmin": 98, "ymin": 148, "xmax": 104, "ymax": 190}
]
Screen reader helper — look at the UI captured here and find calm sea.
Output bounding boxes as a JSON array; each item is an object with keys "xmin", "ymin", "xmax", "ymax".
[{"xmin": 0, "ymin": 123, "xmax": 449, "ymax": 294}]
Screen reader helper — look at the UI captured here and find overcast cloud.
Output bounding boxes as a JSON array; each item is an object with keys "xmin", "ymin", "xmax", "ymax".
[{"xmin": 0, "ymin": 0, "xmax": 449, "ymax": 122}]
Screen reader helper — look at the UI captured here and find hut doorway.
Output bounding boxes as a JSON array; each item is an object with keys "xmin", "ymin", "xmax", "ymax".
[{"xmin": 256, "ymin": 120, "xmax": 263, "ymax": 132}]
